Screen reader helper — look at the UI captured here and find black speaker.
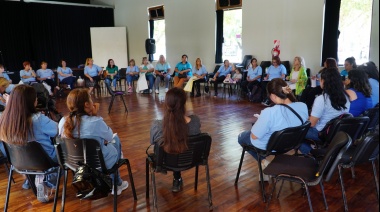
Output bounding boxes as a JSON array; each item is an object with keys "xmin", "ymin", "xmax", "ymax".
[
  {"xmin": 219, "ymin": 0, "xmax": 229, "ymax": 7},
  {"xmin": 230, "ymin": 0, "xmax": 241, "ymax": 6},
  {"xmin": 145, "ymin": 38, "xmax": 156, "ymax": 54}
]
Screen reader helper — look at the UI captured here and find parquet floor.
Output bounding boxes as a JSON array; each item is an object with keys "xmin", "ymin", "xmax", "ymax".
[{"xmin": 0, "ymin": 87, "xmax": 378, "ymax": 211}]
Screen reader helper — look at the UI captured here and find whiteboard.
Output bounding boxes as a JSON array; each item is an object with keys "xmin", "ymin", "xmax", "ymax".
[{"xmin": 90, "ymin": 27, "xmax": 128, "ymax": 69}]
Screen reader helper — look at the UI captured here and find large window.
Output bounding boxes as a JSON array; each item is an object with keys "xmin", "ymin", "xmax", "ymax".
[
  {"xmin": 153, "ymin": 19, "xmax": 166, "ymax": 61},
  {"xmin": 222, "ymin": 9, "xmax": 242, "ymax": 63},
  {"xmin": 338, "ymin": 0, "xmax": 373, "ymax": 65}
]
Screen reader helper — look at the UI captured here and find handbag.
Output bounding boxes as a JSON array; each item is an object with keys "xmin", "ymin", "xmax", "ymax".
[{"xmin": 178, "ymin": 73, "xmax": 187, "ymax": 78}]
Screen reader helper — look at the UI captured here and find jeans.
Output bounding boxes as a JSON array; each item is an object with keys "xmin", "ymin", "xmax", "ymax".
[
  {"xmin": 103, "ymin": 135, "xmax": 123, "ymax": 185},
  {"xmin": 237, "ymin": 131, "xmax": 265, "ymax": 161},
  {"xmin": 105, "ymin": 76, "xmax": 118, "ymax": 88},
  {"xmin": 126, "ymin": 75, "xmax": 139, "ymax": 85},
  {"xmin": 60, "ymin": 76, "xmax": 76, "ymax": 89},
  {"xmin": 146, "ymin": 74, "xmax": 155, "ymax": 90},
  {"xmin": 155, "ymin": 74, "xmax": 170, "ymax": 89},
  {"xmin": 299, "ymin": 127, "xmax": 321, "ymax": 154}
]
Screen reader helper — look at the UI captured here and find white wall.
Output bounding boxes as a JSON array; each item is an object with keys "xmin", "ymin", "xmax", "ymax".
[{"xmin": 92, "ymin": 0, "xmax": 379, "ymax": 74}]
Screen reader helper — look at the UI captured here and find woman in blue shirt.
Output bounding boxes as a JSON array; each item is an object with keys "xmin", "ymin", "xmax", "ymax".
[
  {"xmin": 261, "ymin": 56, "xmax": 287, "ymax": 106},
  {"xmin": 174, "ymin": 54, "xmax": 192, "ymax": 88},
  {"xmin": 126, "ymin": 59, "xmax": 139, "ymax": 93},
  {"xmin": 57, "ymin": 59, "xmax": 76, "ymax": 90},
  {"xmin": 238, "ymin": 78, "xmax": 308, "ymax": 165},
  {"xmin": 58, "ymin": 88, "xmax": 129, "ymax": 196},
  {"xmin": 154, "ymin": 55, "xmax": 171, "ymax": 94},
  {"xmin": 340, "ymin": 57, "xmax": 357, "ymax": 80},
  {"xmin": 0, "ymin": 64, "xmax": 15, "ymax": 93},
  {"xmin": 84, "ymin": 58, "xmax": 103, "ymax": 95},
  {"xmin": 358, "ymin": 61, "xmax": 379, "ymax": 107},
  {"xmin": 191, "ymin": 58, "xmax": 207, "ymax": 97},
  {"xmin": 211, "ymin": 59, "xmax": 231, "ymax": 97},
  {"xmin": 20, "ymin": 61, "xmax": 37, "ymax": 84},
  {"xmin": 37, "ymin": 61, "xmax": 59, "ymax": 95},
  {"xmin": 241, "ymin": 58, "xmax": 262, "ymax": 95},
  {"xmin": 345, "ymin": 69, "xmax": 372, "ymax": 116}
]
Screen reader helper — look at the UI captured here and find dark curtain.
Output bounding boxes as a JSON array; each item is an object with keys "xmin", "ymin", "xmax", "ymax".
[
  {"xmin": 215, "ymin": 10, "xmax": 224, "ymax": 64},
  {"xmin": 321, "ymin": 0, "xmax": 341, "ymax": 65},
  {"xmin": 148, "ymin": 19, "xmax": 154, "ymax": 62},
  {"xmin": 0, "ymin": 1, "xmax": 114, "ymax": 73}
]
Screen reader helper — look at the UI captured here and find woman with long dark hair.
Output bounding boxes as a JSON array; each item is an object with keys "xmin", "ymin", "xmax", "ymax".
[
  {"xmin": 150, "ymin": 87, "xmax": 201, "ymax": 192},
  {"xmin": 105, "ymin": 59, "xmax": 119, "ymax": 89},
  {"xmin": 340, "ymin": 57, "xmax": 357, "ymax": 78},
  {"xmin": 358, "ymin": 61, "xmax": 379, "ymax": 107},
  {"xmin": 345, "ymin": 69, "xmax": 372, "ymax": 116},
  {"xmin": 299, "ymin": 68, "xmax": 350, "ymax": 154}
]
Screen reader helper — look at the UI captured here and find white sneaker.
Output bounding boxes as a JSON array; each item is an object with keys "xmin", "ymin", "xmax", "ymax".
[
  {"xmin": 155, "ymin": 89, "xmax": 159, "ymax": 94},
  {"xmin": 165, "ymin": 88, "xmax": 169, "ymax": 93},
  {"xmin": 111, "ymin": 181, "xmax": 129, "ymax": 195},
  {"xmin": 149, "ymin": 89, "xmax": 153, "ymax": 94},
  {"xmin": 67, "ymin": 85, "xmax": 71, "ymax": 89}
]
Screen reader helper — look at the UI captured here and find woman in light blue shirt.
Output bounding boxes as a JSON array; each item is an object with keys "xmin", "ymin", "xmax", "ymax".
[
  {"xmin": 211, "ymin": 59, "xmax": 231, "ymax": 97},
  {"xmin": 241, "ymin": 58, "xmax": 262, "ymax": 94},
  {"xmin": 238, "ymin": 78, "xmax": 308, "ymax": 163},
  {"xmin": 57, "ymin": 59, "xmax": 76, "ymax": 90},
  {"xmin": 191, "ymin": 58, "xmax": 207, "ymax": 97},
  {"xmin": 20, "ymin": 61, "xmax": 37, "ymax": 84},
  {"xmin": 84, "ymin": 58, "xmax": 103, "ymax": 95},
  {"xmin": 37, "ymin": 61, "xmax": 58, "ymax": 95},
  {"xmin": 261, "ymin": 56, "xmax": 287, "ymax": 106},
  {"xmin": 126, "ymin": 59, "xmax": 140, "ymax": 93},
  {"xmin": 58, "ymin": 89, "xmax": 129, "ymax": 195},
  {"xmin": 154, "ymin": 55, "xmax": 171, "ymax": 93},
  {"xmin": 0, "ymin": 64, "xmax": 15, "ymax": 93}
]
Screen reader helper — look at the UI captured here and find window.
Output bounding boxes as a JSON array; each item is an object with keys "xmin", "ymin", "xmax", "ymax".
[
  {"xmin": 222, "ymin": 9, "xmax": 242, "ymax": 63},
  {"xmin": 338, "ymin": 0, "xmax": 373, "ymax": 65},
  {"xmin": 153, "ymin": 19, "xmax": 166, "ymax": 60}
]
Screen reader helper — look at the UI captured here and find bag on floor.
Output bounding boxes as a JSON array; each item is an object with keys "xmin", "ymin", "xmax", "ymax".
[
  {"xmin": 184, "ymin": 76, "xmax": 197, "ymax": 92},
  {"xmin": 136, "ymin": 73, "xmax": 148, "ymax": 92},
  {"xmin": 249, "ymin": 85, "xmax": 262, "ymax": 103}
]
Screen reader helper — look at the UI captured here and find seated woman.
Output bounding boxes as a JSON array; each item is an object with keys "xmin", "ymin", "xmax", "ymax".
[
  {"xmin": 154, "ymin": 55, "xmax": 171, "ymax": 94},
  {"xmin": 174, "ymin": 54, "xmax": 192, "ymax": 89},
  {"xmin": 150, "ymin": 87, "xmax": 201, "ymax": 192},
  {"xmin": 340, "ymin": 57, "xmax": 357, "ymax": 80},
  {"xmin": 0, "ymin": 77, "xmax": 10, "ymax": 108},
  {"xmin": 0, "ymin": 64, "xmax": 16, "ymax": 93},
  {"xmin": 345, "ymin": 69, "xmax": 372, "ymax": 116},
  {"xmin": 0, "ymin": 84, "xmax": 58, "ymax": 202},
  {"xmin": 84, "ymin": 58, "xmax": 103, "ymax": 95},
  {"xmin": 105, "ymin": 59, "xmax": 119, "ymax": 90},
  {"xmin": 58, "ymin": 88, "xmax": 129, "ymax": 195},
  {"xmin": 287, "ymin": 56, "xmax": 308, "ymax": 97},
  {"xmin": 20, "ymin": 61, "xmax": 37, "ymax": 84},
  {"xmin": 37, "ymin": 61, "xmax": 59, "ymax": 95},
  {"xmin": 57, "ymin": 59, "xmax": 75, "ymax": 90},
  {"xmin": 299, "ymin": 68, "xmax": 351, "ymax": 154},
  {"xmin": 300, "ymin": 57, "xmax": 338, "ymax": 110},
  {"xmin": 191, "ymin": 58, "xmax": 207, "ymax": 97},
  {"xmin": 139, "ymin": 57, "xmax": 155, "ymax": 93},
  {"xmin": 238, "ymin": 78, "xmax": 308, "ymax": 167},
  {"xmin": 241, "ymin": 58, "xmax": 262, "ymax": 95},
  {"xmin": 211, "ymin": 59, "xmax": 231, "ymax": 97},
  {"xmin": 358, "ymin": 61, "xmax": 379, "ymax": 107},
  {"xmin": 261, "ymin": 56, "xmax": 287, "ymax": 106},
  {"xmin": 126, "ymin": 59, "xmax": 139, "ymax": 93}
]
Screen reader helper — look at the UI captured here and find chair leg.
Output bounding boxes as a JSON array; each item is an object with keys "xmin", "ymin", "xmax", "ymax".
[
  {"xmin": 194, "ymin": 165, "xmax": 199, "ymax": 191},
  {"xmin": 372, "ymin": 160, "xmax": 379, "ymax": 201},
  {"xmin": 4, "ymin": 166, "xmax": 13, "ymax": 211},
  {"xmin": 338, "ymin": 165, "xmax": 349, "ymax": 212},
  {"xmin": 61, "ymin": 169, "xmax": 68, "ymax": 212},
  {"xmin": 108, "ymin": 96, "xmax": 115, "ymax": 114},
  {"xmin": 125, "ymin": 159, "xmax": 137, "ymax": 200},
  {"xmin": 351, "ymin": 166, "xmax": 356, "ymax": 179},
  {"xmin": 151, "ymin": 170, "xmax": 158, "ymax": 210},
  {"xmin": 277, "ymin": 180, "xmax": 285, "ymax": 199},
  {"xmin": 205, "ymin": 164, "xmax": 213, "ymax": 210},
  {"xmin": 265, "ymin": 177, "xmax": 278, "ymax": 212},
  {"xmin": 120, "ymin": 95, "xmax": 128, "ymax": 113},
  {"xmin": 113, "ymin": 170, "xmax": 118, "ymax": 212},
  {"xmin": 27, "ymin": 174, "xmax": 37, "ymax": 196},
  {"xmin": 52, "ymin": 167, "xmax": 61, "ymax": 212},
  {"xmin": 234, "ymin": 148, "xmax": 246, "ymax": 185},
  {"xmin": 304, "ymin": 184, "xmax": 314, "ymax": 212},
  {"xmin": 258, "ymin": 157, "xmax": 267, "ymax": 203},
  {"xmin": 146, "ymin": 158, "xmax": 150, "ymax": 199},
  {"xmin": 4, "ymin": 163, "xmax": 15, "ymax": 183},
  {"xmin": 319, "ymin": 181, "xmax": 328, "ymax": 210}
]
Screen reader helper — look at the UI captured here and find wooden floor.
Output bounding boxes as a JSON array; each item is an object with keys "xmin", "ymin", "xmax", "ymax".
[{"xmin": 0, "ymin": 87, "xmax": 379, "ymax": 212}]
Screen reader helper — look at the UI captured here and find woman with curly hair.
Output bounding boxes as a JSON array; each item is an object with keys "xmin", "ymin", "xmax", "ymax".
[
  {"xmin": 299, "ymin": 68, "xmax": 350, "ymax": 154},
  {"xmin": 345, "ymin": 69, "xmax": 372, "ymax": 116}
]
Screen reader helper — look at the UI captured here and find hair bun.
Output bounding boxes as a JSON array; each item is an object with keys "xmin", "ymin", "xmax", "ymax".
[{"xmin": 282, "ymin": 86, "xmax": 291, "ymax": 94}]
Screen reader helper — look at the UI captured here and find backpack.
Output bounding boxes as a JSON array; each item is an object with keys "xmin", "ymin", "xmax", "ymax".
[
  {"xmin": 249, "ymin": 84, "xmax": 262, "ymax": 103},
  {"xmin": 72, "ymin": 162, "xmax": 112, "ymax": 200}
]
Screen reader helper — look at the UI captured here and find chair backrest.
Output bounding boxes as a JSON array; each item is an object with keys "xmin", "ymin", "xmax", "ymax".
[
  {"xmin": 350, "ymin": 133, "xmax": 379, "ymax": 165},
  {"xmin": 266, "ymin": 121, "xmax": 311, "ymax": 155},
  {"xmin": 154, "ymin": 133, "xmax": 212, "ymax": 173},
  {"xmin": 260, "ymin": 61, "xmax": 271, "ymax": 81},
  {"xmin": 281, "ymin": 61, "xmax": 291, "ymax": 74},
  {"xmin": 306, "ymin": 68, "xmax": 311, "ymax": 87},
  {"xmin": 213, "ymin": 65, "xmax": 221, "ymax": 74},
  {"xmin": 237, "ymin": 55, "xmax": 252, "ymax": 69},
  {"xmin": 326, "ymin": 116, "xmax": 369, "ymax": 144},
  {"xmin": 3, "ymin": 141, "xmax": 56, "ymax": 171},
  {"xmin": 361, "ymin": 106, "xmax": 379, "ymax": 133},
  {"xmin": 55, "ymin": 138, "xmax": 107, "ymax": 172},
  {"xmin": 320, "ymin": 131, "xmax": 352, "ymax": 181},
  {"xmin": 118, "ymin": 68, "xmax": 127, "ymax": 78}
]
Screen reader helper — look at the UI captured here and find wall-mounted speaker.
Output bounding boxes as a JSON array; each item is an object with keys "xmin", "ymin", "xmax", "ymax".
[{"xmin": 145, "ymin": 38, "xmax": 156, "ymax": 54}]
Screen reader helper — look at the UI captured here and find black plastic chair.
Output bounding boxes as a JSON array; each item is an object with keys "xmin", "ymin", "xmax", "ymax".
[
  {"xmin": 3, "ymin": 141, "xmax": 61, "ymax": 212},
  {"xmin": 236, "ymin": 55, "xmax": 253, "ymax": 69},
  {"xmin": 146, "ymin": 133, "xmax": 213, "ymax": 210},
  {"xmin": 55, "ymin": 138, "xmax": 137, "ymax": 212},
  {"xmin": 281, "ymin": 60, "xmax": 291, "ymax": 74},
  {"xmin": 264, "ymin": 131, "xmax": 352, "ymax": 212},
  {"xmin": 116, "ymin": 68, "xmax": 127, "ymax": 91},
  {"xmin": 207, "ymin": 64, "xmax": 221, "ymax": 79},
  {"xmin": 337, "ymin": 133, "xmax": 379, "ymax": 211},
  {"xmin": 105, "ymin": 82, "xmax": 128, "ymax": 114},
  {"xmin": 235, "ymin": 121, "xmax": 311, "ymax": 202},
  {"xmin": 360, "ymin": 106, "xmax": 379, "ymax": 134}
]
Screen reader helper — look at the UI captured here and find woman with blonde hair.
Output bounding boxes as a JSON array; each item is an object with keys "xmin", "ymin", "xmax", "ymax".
[
  {"xmin": 126, "ymin": 59, "xmax": 139, "ymax": 93},
  {"xmin": 191, "ymin": 58, "xmax": 207, "ymax": 97},
  {"xmin": 0, "ymin": 77, "xmax": 10, "ymax": 107},
  {"xmin": 84, "ymin": 58, "xmax": 102, "ymax": 95},
  {"xmin": 287, "ymin": 56, "xmax": 308, "ymax": 96}
]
